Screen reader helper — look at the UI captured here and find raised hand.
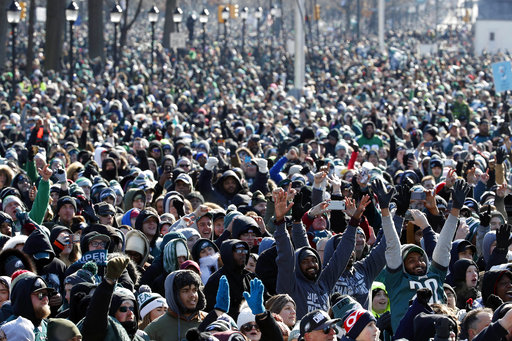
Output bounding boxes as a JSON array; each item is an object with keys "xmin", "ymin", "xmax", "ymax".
[
  {"xmin": 38, "ymin": 164, "xmax": 53, "ymax": 182},
  {"xmin": 451, "ymin": 179, "xmax": 471, "ymax": 210},
  {"xmin": 496, "ymin": 224, "xmax": 512, "ymax": 251},
  {"xmin": 371, "ymin": 178, "xmax": 395, "ymax": 209},
  {"xmin": 242, "ymin": 278, "xmax": 265, "ymax": 315},
  {"xmin": 353, "ymin": 194, "xmax": 371, "ymax": 220},
  {"xmin": 273, "ymin": 185, "xmax": 294, "ymax": 222},
  {"xmin": 214, "ymin": 275, "xmax": 230, "ymax": 313}
]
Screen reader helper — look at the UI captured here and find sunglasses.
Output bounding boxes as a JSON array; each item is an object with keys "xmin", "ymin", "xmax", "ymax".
[
  {"xmin": 321, "ymin": 326, "xmax": 336, "ymax": 335},
  {"xmin": 235, "ymin": 249, "xmax": 249, "ymax": 254},
  {"xmin": 33, "ymin": 291, "xmax": 49, "ymax": 300},
  {"xmin": 241, "ymin": 323, "xmax": 259, "ymax": 332},
  {"xmin": 152, "ymin": 148, "xmax": 161, "ymax": 153},
  {"xmin": 118, "ymin": 306, "xmax": 135, "ymax": 313}
]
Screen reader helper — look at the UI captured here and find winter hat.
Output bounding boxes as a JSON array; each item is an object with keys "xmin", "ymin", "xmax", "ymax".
[
  {"xmin": 223, "ymin": 210, "xmax": 243, "ymax": 230},
  {"xmin": 137, "ymin": 292, "xmax": 168, "ymax": 320},
  {"xmin": 125, "ymin": 230, "xmax": 149, "ymax": 257},
  {"xmin": 75, "ymin": 177, "xmax": 92, "ymax": 188},
  {"xmin": 64, "ymin": 261, "xmax": 98, "ymax": 286},
  {"xmin": 257, "ymin": 237, "xmax": 275, "ymax": 255},
  {"xmin": 180, "ymin": 259, "xmax": 201, "ymax": 274},
  {"xmin": 343, "ymin": 309, "xmax": 376, "ymax": 339},
  {"xmin": 176, "ymin": 241, "xmax": 189, "ymax": 258},
  {"xmin": 236, "ymin": 308, "xmax": 255, "ymax": 329},
  {"xmin": 265, "ymin": 294, "xmax": 295, "ymax": 315},
  {"xmin": 56, "ymin": 196, "xmax": 77, "ymax": 213},
  {"xmin": 0, "ymin": 316, "xmax": 35, "ymax": 340},
  {"xmin": 331, "ymin": 294, "xmax": 362, "ymax": 320},
  {"xmin": 2, "ymin": 195, "xmax": 25, "ymax": 211},
  {"xmin": 47, "ymin": 318, "xmax": 81, "ymax": 341},
  {"xmin": 299, "ymin": 248, "xmax": 317, "ymax": 262}
]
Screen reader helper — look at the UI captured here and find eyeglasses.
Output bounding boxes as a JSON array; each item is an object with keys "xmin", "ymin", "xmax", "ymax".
[
  {"xmin": 321, "ymin": 326, "xmax": 335, "ymax": 335},
  {"xmin": 55, "ymin": 152, "xmax": 66, "ymax": 157},
  {"xmin": 152, "ymin": 148, "xmax": 161, "ymax": 153},
  {"xmin": 89, "ymin": 241, "xmax": 106, "ymax": 248},
  {"xmin": 241, "ymin": 323, "xmax": 259, "ymax": 332},
  {"xmin": 18, "ymin": 178, "xmax": 30, "ymax": 184},
  {"xmin": 118, "ymin": 306, "xmax": 135, "ymax": 313},
  {"xmin": 32, "ymin": 291, "xmax": 49, "ymax": 300},
  {"xmin": 180, "ymin": 163, "xmax": 191, "ymax": 167},
  {"xmin": 235, "ymin": 249, "xmax": 249, "ymax": 254}
]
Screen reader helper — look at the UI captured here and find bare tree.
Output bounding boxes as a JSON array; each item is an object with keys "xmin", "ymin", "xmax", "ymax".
[
  {"xmin": 88, "ymin": 0, "xmax": 105, "ymax": 61},
  {"xmin": 119, "ymin": 0, "xmax": 144, "ymax": 47},
  {"xmin": 44, "ymin": 0, "xmax": 66, "ymax": 71},
  {"xmin": 163, "ymin": 0, "xmax": 178, "ymax": 49}
]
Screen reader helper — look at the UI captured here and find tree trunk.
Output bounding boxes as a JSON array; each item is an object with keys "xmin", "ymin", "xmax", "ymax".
[
  {"xmin": 163, "ymin": 0, "xmax": 178, "ymax": 49},
  {"xmin": 88, "ymin": 0, "xmax": 105, "ymax": 61},
  {"xmin": 26, "ymin": 0, "xmax": 36, "ymax": 76},
  {"xmin": 120, "ymin": 0, "xmax": 143, "ymax": 47},
  {"xmin": 0, "ymin": 0, "xmax": 8, "ymax": 73},
  {"xmin": 44, "ymin": 0, "xmax": 66, "ymax": 71}
]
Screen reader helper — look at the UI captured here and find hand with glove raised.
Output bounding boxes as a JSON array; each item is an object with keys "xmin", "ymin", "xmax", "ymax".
[
  {"xmin": 105, "ymin": 257, "xmax": 130, "ymax": 283},
  {"xmin": 204, "ymin": 157, "xmax": 219, "ymax": 171},
  {"xmin": 496, "ymin": 224, "xmax": 512, "ymax": 251},
  {"xmin": 253, "ymin": 158, "xmax": 268, "ymax": 173},
  {"xmin": 54, "ymin": 168, "xmax": 67, "ymax": 184},
  {"xmin": 243, "ymin": 278, "xmax": 266, "ymax": 316},
  {"xmin": 497, "ymin": 147, "xmax": 507, "ymax": 165},
  {"xmin": 214, "ymin": 275, "xmax": 230, "ymax": 313},
  {"xmin": 376, "ymin": 311, "xmax": 392, "ymax": 334},
  {"xmin": 371, "ymin": 178, "xmax": 396, "ymax": 210},
  {"xmin": 451, "ymin": 179, "xmax": 471, "ymax": 211},
  {"xmin": 291, "ymin": 191, "xmax": 309, "ymax": 223},
  {"xmin": 479, "ymin": 205, "xmax": 492, "ymax": 227}
]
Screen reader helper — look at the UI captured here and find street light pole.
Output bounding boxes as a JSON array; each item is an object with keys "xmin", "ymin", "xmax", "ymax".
[
  {"xmin": 148, "ymin": 5, "xmax": 159, "ymax": 79},
  {"xmin": 221, "ymin": 6, "xmax": 229, "ymax": 61},
  {"xmin": 199, "ymin": 9, "xmax": 209, "ymax": 70},
  {"xmin": 66, "ymin": 1, "xmax": 79, "ymax": 83},
  {"xmin": 241, "ymin": 7, "xmax": 248, "ymax": 57},
  {"xmin": 6, "ymin": 1, "xmax": 21, "ymax": 101},
  {"xmin": 255, "ymin": 7, "xmax": 263, "ymax": 63},
  {"xmin": 110, "ymin": 2, "xmax": 123, "ymax": 77}
]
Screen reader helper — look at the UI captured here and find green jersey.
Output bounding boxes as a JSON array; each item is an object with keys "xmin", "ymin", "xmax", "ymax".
[{"xmin": 382, "ymin": 264, "xmax": 447, "ymax": 332}]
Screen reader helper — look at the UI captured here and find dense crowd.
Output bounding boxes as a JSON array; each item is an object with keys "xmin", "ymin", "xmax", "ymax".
[{"xmin": 0, "ymin": 22, "xmax": 512, "ymax": 341}]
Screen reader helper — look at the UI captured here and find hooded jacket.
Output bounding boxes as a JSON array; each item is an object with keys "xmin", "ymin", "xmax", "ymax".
[
  {"xmin": 481, "ymin": 270, "xmax": 512, "ymax": 307},
  {"xmin": 0, "ymin": 247, "xmax": 36, "ymax": 276},
  {"xmin": 100, "ymin": 158, "xmax": 119, "ymax": 182},
  {"xmin": 125, "ymin": 230, "xmax": 150, "ymax": 268},
  {"xmin": 197, "ymin": 169, "xmax": 243, "ymax": 208},
  {"xmin": 144, "ymin": 270, "xmax": 207, "ymax": 341},
  {"xmin": 203, "ymin": 239, "xmax": 257, "ymax": 319},
  {"xmin": 123, "ymin": 188, "xmax": 146, "ymax": 212},
  {"xmin": 7, "ymin": 273, "xmax": 49, "ymax": 340},
  {"xmin": 134, "ymin": 209, "xmax": 160, "ymax": 257},
  {"xmin": 275, "ymin": 220, "xmax": 356, "ymax": 319}
]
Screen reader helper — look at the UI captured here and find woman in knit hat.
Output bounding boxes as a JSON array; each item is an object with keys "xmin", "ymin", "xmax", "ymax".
[
  {"xmin": 265, "ymin": 294, "xmax": 297, "ymax": 328},
  {"xmin": 137, "ymin": 291, "xmax": 168, "ymax": 330},
  {"xmin": 341, "ymin": 308, "xmax": 379, "ymax": 341}
]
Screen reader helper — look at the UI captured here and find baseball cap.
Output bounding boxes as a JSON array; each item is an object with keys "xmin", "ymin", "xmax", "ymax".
[
  {"xmin": 299, "ymin": 310, "xmax": 340, "ymax": 338},
  {"xmin": 32, "ymin": 277, "xmax": 55, "ymax": 295}
]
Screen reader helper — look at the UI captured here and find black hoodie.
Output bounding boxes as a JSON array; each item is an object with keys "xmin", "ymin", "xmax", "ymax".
[
  {"xmin": 203, "ymin": 239, "xmax": 258, "ymax": 319},
  {"xmin": 134, "ymin": 209, "xmax": 160, "ymax": 250},
  {"xmin": 100, "ymin": 157, "xmax": 119, "ymax": 182},
  {"xmin": 10, "ymin": 273, "xmax": 47, "ymax": 327},
  {"xmin": 23, "ymin": 229, "xmax": 67, "ymax": 295}
]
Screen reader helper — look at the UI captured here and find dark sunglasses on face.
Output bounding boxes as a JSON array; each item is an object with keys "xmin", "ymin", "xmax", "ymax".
[
  {"xmin": 33, "ymin": 291, "xmax": 49, "ymax": 300},
  {"xmin": 322, "ymin": 326, "xmax": 336, "ymax": 335},
  {"xmin": 118, "ymin": 306, "xmax": 135, "ymax": 313},
  {"xmin": 241, "ymin": 323, "xmax": 259, "ymax": 332},
  {"xmin": 235, "ymin": 248, "xmax": 248, "ymax": 254}
]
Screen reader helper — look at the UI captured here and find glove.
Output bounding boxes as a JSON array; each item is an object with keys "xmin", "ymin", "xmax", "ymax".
[
  {"xmin": 105, "ymin": 257, "xmax": 130, "ymax": 281},
  {"xmin": 371, "ymin": 178, "xmax": 395, "ymax": 209},
  {"xmin": 416, "ymin": 288, "xmax": 432, "ymax": 308},
  {"xmin": 214, "ymin": 275, "xmax": 230, "ymax": 313},
  {"xmin": 291, "ymin": 191, "xmax": 309, "ymax": 222},
  {"xmin": 496, "ymin": 224, "xmax": 512, "ymax": 251},
  {"xmin": 243, "ymin": 278, "xmax": 265, "ymax": 315},
  {"xmin": 18, "ymin": 148, "xmax": 28, "ymax": 165},
  {"xmin": 376, "ymin": 311, "xmax": 392, "ymax": 334},
  {"xmin": 395, "ymin": 178, "xmax": 413, "ymax": 216},
  {"xmin": 497, "ymin": 147, "xmax": 506, "ymax": 164},
  {"xmin": 205, "ymin": 157, "xmax": 219, "ymax": 171},
  {"xmin": 479, "ymin": 205, "xmax": 492, "ymax": 227},
  {"xmin": 451, "ymin": 179, "xmax": 470, "ymax": 210},
  {"xmin": 55, "ymin": 169, "xmax": 67, "ymax": 184},
  {"xmin": 253, "ymin": 158, "xmax": 268, "ymax": 173},
  {"xmin": 434, "ymin": 315, "xmax": 456, "ymax": 339}
]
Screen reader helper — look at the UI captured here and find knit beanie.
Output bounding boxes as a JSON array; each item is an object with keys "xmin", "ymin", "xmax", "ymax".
[
  {"xmin": 125, "ymin": 230, "xmax": 149, "ymax": 257},
  {"xmin": 236, "ymin": 308, "xmax": 255, "ymax": 329},
  {"xmin": 344, "ymin": 309, "xmax": 376, "ymax": 339},
  {"xmin": 137, "ymin": 292, "xmax": 168, "ymax": 320},
  {"xmin": 47, "ymin": 318, "xmax": 81, "ymax": 341},
  {"xmin": 224, "ymin": 211, "xmax": 243, "ymax": 230},
  {"xmin": 56, "ymin": 196, "xmax": 77, "ymax": 213},
  {"xmin": 265, "ymin": 294, "xmax": 295, "ymax": 314},
  {"xmin": 2, "ymin": 195, "xmax": 25, "ymax": 211},
  {"xmin": 64, "ymin": 262, "xmax": 98, "ymax": 286}
]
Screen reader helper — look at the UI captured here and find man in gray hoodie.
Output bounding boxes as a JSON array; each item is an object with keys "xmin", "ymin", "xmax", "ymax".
[
  {"xmin": 273, "ymin": 187, "xmax": 371, "ymax": 319},
  {"xmin": 144, "ymin": 270, "xmax": 207, "ymax": 341}
]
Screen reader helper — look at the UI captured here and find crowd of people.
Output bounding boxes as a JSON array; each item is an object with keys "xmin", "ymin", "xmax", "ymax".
[{"xmin": 0, "ymin": 19, "xmax": 511, "ymax": 340}]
